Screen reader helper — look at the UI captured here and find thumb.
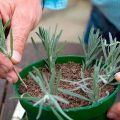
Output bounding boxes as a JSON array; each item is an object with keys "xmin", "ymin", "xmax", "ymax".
[
  {"xmin": 115, "ymin": 72, "xmax": 120, "ymax": 82},
  {"xmin": 6, "ymin": 8, "xmax": 34, "ymax": 64},
  {"xmin": 107, "ymin": 102, "xmax": 120, "ymax": 119}
]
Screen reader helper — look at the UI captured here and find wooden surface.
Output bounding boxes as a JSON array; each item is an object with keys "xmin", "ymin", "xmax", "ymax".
[{"xmin": 0, "ymin": 83, "xmax": 17, "ymax": 120}]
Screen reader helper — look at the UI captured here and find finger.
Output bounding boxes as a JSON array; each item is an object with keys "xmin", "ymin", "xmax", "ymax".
[
  {"xmin": 0, "ymin": 65, "xmax": 10, "ymax": 78},
  {"xmin": 0, "ymin": 72, "xmax": 6, "ymax": 79},
  {"xmin": 0, "ymin": 2, "xmax": 10, "ymax": 24},
  {"xmin": 6, "ymin": 69, "xmax": 18, "ymax": 83},
  {"xmin": 115, "ymin": 72, "xmax": 120, "ymax": 82},
  {"xmin": 6, "ymin": 7, "xmax": 33, "ymax": 64},
  {"xmin": 0, "ymin": 53, "xmax": 13, "ymax": 77},
  {"xmin": 107, "ymin": 103, "xmax": 120, "ymax": 120},
  {"xmin": 0, "ymin": 64, "xmax": 9, "ymax": 72}
]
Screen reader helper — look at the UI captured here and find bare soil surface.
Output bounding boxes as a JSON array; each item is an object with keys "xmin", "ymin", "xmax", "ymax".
[{"xmin": 19, "ymin": 62, "xmax": 114, "ymax": 109}]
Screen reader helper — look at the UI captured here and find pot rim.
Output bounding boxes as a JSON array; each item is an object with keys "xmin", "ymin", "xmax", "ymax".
[{"xmin": 14, "ymin": 55, "xmax": 120, "ymax": 112}]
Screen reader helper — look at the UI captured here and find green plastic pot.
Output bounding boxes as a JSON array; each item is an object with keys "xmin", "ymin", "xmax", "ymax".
[{"xmin": 14, "ymin": 55, "xmax": 120, "ymax": 120}]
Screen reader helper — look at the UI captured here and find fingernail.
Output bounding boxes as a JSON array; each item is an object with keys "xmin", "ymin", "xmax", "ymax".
[
  {"xmin": 11, "ymin": 51, "xmax": 22, "ymax": 64},
  {"xmin": 107, "ymin": 112, "xmax": 117, "ymax": 119},
  {"xmin": 6, "ymin": 77, "xmax": 13, "ymax": 83}
]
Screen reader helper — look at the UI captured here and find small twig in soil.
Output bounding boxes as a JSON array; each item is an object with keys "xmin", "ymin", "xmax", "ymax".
[{"xmin": 13, "ymin": 66, "xmax": 28, "ymax": 89}]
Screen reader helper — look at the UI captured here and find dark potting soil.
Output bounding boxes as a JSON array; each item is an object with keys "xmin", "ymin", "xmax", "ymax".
[{"xmin": 19, "ymin": 62, "xmax": 115, "ymax": 109}]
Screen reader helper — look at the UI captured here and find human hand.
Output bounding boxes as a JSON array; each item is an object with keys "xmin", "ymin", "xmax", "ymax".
[
  {"xmin": 0, "ymin": 0, "xmax": 42, "ymax": 83},
  {"xmin": 107, "ymin": 102, "xmax": 120, "ymax": 120},
  {"xmin": 107, "ymin": 72, "xmax": 120, "ymax": 120}
]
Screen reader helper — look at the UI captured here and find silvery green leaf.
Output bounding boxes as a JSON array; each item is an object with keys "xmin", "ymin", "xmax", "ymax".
[
  {"xmin": 29, "ymin": 72, "xmax": 47, "ymax": 94},
  {"xmin": 36, "ymin": 104, "xmax": 43, "ymax": 120},
  {"xmin": 59, "ymin": 88, "xmax": 92, "ymax": 102},
  {"xmin": 50, "ymin": 97, "xmax": 73, "ymax": 120},
  {"xmin": 9, "ymin": 29, "xmax": 13, "ymax": 58},
  {"xmin": 3, "ymin": 19, "xmax": 11, "ymax": 31},
  {"xmin": 51, "ymin": 107, "xmax": 64, "ymax": 120},
  {"xmin": 34, "ymin": 97, "xmax": 44, "ymax": 106},
  {"xmin": 0, "ymin": 20, "xmax": 6, "ymax": 51},
  {"xmin": 53, "ymin": 95, "xmax": 69, "ymax": 104}
]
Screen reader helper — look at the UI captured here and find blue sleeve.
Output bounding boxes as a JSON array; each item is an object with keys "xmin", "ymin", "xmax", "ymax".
[{"xmin": 42, "ymin": 0, "xmax": 68, "ymax": 10}]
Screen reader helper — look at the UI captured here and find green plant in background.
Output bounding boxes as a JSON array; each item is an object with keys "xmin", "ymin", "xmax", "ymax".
[{"xmin": 0, "ymin": 19, "xmax": 27, "ymax": 88}]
